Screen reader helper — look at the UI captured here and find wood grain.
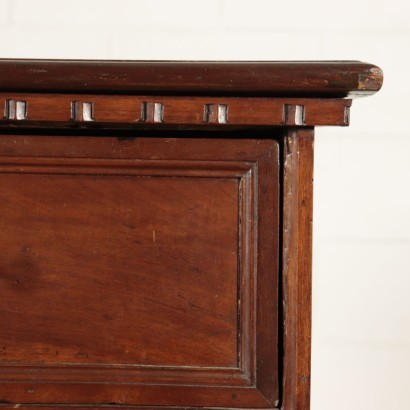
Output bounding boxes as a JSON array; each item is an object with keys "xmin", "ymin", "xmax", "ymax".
[
  {"xmin": 282, "ymin": 128, "xmax": 314, "ymax": 410},
  {"xmin": 0, "ymin": 136, "xmax": 280, "ymax": 408},
  {"xmin": 0, "ymin": 60, "xmax": 383, "ymax": 97}
]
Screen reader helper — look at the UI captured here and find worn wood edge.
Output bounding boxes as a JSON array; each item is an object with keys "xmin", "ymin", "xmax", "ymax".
[
  {"xmin": 0, "ymin": 60, "xmax": 382, "ymax": 98},
  {"xmin": 281, "ymin": 128, "xmax": 314, "ymax": 410}
]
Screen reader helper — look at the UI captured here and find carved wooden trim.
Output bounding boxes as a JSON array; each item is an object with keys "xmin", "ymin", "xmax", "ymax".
[
  {"xmin": 3, "ymin": 99, "xmax": 27, "ymax": 120},
  {"xmin": 70, "ymin": 101, "xmax": 95, "ymax": 122},
  {"xmin": 141, "ymin": 101, "xmax": 164, "ymax": 123},
  {"xmin": 0, "ymin": 94, "xmax": 351, "ymax": 128}
]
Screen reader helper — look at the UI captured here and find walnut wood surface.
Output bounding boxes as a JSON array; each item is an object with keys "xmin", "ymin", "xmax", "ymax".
[
  {"xmin": 282, "ymin": 129, "xmax": 314, "ymax": 410},
  {"xmin": 0, "ymin": 60, "xmax": 382, "ymax": 97},
  {"xmin": 0, "ymin": 93, "xmax": 351, "ymax": 128},
  {"xmin": 0, "ymin": 136, "xmax": 279, "ymax": 408}
]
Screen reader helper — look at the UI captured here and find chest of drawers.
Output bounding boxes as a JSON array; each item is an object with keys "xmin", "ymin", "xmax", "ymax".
[{"xmin": 0, "ymin": 60, "xmax": 382, "ymax": 409}]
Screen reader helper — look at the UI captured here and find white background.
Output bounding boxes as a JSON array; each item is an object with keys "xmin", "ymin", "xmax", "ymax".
[{"xmin": 1, "ymin": 1, "xmax": 409, "ymax": 409}]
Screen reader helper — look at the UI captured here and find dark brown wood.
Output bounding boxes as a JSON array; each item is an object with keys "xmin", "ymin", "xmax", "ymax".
[
  {"xmin": 0, "ymin": 136, "xmax": 279, "ymax": 408},
  {"xmin": 0, "ymin": 60, "xmax": 382, "ymax": 97},
  {"xmin": 0, "ymin": 60, "xmax": 382, "ymax": 410},
  {"xmin": 282, "ymin": 128, "xmax": 314, "ymax": 410},
  {"xmin": 0, "ymin": 93, "xmax": 351, "ymax": 129}
]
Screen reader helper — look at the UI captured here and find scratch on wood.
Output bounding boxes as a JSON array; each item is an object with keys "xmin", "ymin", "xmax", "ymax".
[
  {"xmin": 28, "ymin": 68, "xmax": 47, "ymax": 74},
  {"xmin": 282, "ymin": 132, "xmax": 300, "ymax": 409}
]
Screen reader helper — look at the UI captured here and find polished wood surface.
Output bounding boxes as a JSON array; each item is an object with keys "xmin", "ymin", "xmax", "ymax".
[
  {"xmin": 0, "ymin": 60, "xmax": 382, "ymax": 409},
  {"xmin": 1, "ymin": 175, "xmax": 239, "ymax": 367},
  {"xmin": 0, "ymin": 60, "xmax": 382, "ymax": 97},
  {"xmin": 0, "ymin": 93, "xmax": 351, "ymax": 129},
  {"xmin": 0, "ymin": 136, "xmax": 279, "ymax": 408}
]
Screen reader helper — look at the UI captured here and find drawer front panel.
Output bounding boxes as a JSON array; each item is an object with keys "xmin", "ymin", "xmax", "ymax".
[{"xmin": 0, "ymin": 136, "xmax": 279, "ymax": 408}]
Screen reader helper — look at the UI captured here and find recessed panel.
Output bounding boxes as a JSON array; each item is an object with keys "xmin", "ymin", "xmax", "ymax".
[{"xmin": 0, "ymin": 173, "xmax": 239, "ymax": 368}]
